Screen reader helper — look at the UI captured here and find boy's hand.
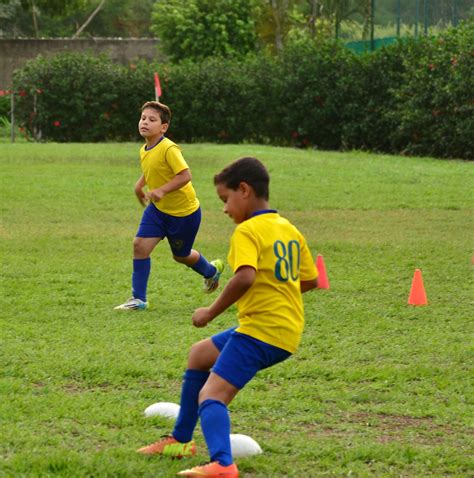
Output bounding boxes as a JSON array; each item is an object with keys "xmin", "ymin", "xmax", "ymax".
[
  {"xmin": 192, "ymin": 307, "xmax": 213, "ymax": 328},
  {"xmin": 192, "ymin": 267, "xmax": 255, "ymax": 328},
  {"xmin": 146, "ymin": 188, "xmax": 165, "ymax": 202},
  {"xmin": 135, "ymin": 189, "xmax": 148, "ymax": 207},
  {"xmin": 134, "ymin": 175, "xmax": 147, "ymax": 206}
]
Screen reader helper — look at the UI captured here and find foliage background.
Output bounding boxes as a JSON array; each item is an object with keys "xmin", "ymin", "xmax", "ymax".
[
  {"xmin": 150, "ymin": 0, "xmax": 259, "ymax": 62},
  {"xmin": 1, "ymin": 0, "xmax": 472, "ymax": 43},
  {"xmin": 10, "ymin": 19, "xmax": 474, "ymax": 159},
  {"xmin": 0, "ymin": 0, "xmax": 155, "ymax": 38}
]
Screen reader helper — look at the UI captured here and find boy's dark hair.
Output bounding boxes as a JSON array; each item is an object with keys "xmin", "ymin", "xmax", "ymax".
[
  {"xmin": 214, "ymin": 157, "xmax": 270, "ymax": 200},
  {"xmin": 141, "ymin": 101, "xmax": 171, "ymax": 125}
]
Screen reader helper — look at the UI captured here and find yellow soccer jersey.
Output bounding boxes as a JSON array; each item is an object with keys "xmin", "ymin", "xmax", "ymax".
[
  {"xmin": 228, "ymin": 210, "xmax": 318, "ymax": 353},
  {"xmin": 140, "ymin": 137, "xmax": 199, "ymax": 217}
]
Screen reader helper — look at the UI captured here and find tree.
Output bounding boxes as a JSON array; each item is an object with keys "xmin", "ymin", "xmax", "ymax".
[
  {"xmin": 307, "ymin": 0, "xmax": 319, "ymax": 37},
  {"xmin": 24, "ymin": 0, "xmax": 86, "ymax": 36},
  {"xmin": 255, "ymin": 0, "xmax": 325, "ymax": 52},
  {"xmin": 150, "ymin": 0, "xmax": 259, "ymax": 61},
  {"xmin": 72, "ymin": 0, "xmax": 105, "ymax": 38},
  {"xmin": 0, "ymin": 0, "xmax": 155, "ymax": 38},
  {"xmin": 73, "ymin": 0, "xmax": 156, "ymax": 37},
  {"xmin": 0, "ymin": 0, "xmax": 81, "ymax": 37},
  {"xmin": 254, "ymin": 0, "xmax": 367, "ymax": 49}
]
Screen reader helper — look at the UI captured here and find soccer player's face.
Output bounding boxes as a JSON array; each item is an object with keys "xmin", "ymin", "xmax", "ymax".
[
  {"xmin": 138, "ymin": 108, "xmax": 168, "ymax": 139},
  {"xmin": 216, "ymin": 182, "xmax": 247, "ymax": 224}
]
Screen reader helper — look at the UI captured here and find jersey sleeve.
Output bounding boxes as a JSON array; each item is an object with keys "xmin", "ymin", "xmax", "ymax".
[
  {"xmin": 299, "ymin": 235, "xmax": 318, "ymax": 281},
  {"xmin": 228, "ymin": 226, "xmax": 259, "ymax": 273},
  {"xmin": 165, "ymin": 145, "xmax": 189, "ymax": 175}
]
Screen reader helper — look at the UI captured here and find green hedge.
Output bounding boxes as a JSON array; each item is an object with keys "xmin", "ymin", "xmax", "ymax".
[
  {"xmin": 12, "ymin": 20, "xmax": 473, "ymax": 159},
  {"xmin": 164, "ymin": 58, "xmax": 265, "ymax": 143},
  {"xmin": 12, "ymin": 54, "xmax": 150, "ymax": 142},
  {"xmin": 0, "ymin": 95, "xmax": 10, "ymax": 118},
  {"xmin": 390, "ymin": 26, "xmax": 474, "ymax": 159}
]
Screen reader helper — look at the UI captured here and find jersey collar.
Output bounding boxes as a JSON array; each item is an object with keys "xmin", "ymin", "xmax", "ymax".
[
  {"xmin": 250, "ymin": 209, "xmax": 277, "ymax": 218},
  {"xmin": 144, "ymin": 136, "xmax": 165, "ymax": 151}
]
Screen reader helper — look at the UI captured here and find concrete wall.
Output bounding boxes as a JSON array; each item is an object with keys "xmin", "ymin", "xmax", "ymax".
[{"xmin": 0, "ymin": 38, "xmax": 162, "ymax": 89}]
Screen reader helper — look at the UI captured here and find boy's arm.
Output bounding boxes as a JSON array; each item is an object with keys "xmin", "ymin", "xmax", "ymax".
[
  {"xmin": 301, "ymin": 278, "xmax": 318, "ymax": 293},
  {"xmin": 192, "ymin": 266, "xmax": 255, "ymax": 328},
  {"xmin": 134, "ymin": 174, "xmax": 147, "ymax": 206},
  {"xmin": 299, "ymin": 237, "xmax": 318, "ymax": 293},
  {"xmin": 145, "ymin": 169, "xmax": 191, "ymax": 202}
]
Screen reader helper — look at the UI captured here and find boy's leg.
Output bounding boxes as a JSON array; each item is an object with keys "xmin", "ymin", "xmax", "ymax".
[
  {"xmin": 190, "ymin": 252, "xmax": 215, "ymax": 278},
  {"xmin": 135, "ymin": 369, "xmax": 208, "ymax": 457},
  {"xmin": 132, "ymin": 237, "xmax": 161, "ymax": 301},
  {"xmin": 167, "ymin": 208, "xmax": 224, "ymax": 292},
  {"xmin": 179, "ymin": 332, "xmax": 291, "ymax": 475},
  {"xmin": 199, "ymin": 399, "xmax": 232, "ymax": 466},
  {"xmin": 198, "ymin": 373, "xmax": 239, "ymax": 466},
  {"xmin": 188, "ymin": 252, "xmax": 224, "ymax": 293},
  {"xmin": 173, "ymin": 249, "xmax": 215, "ymax": 276},
  {"xmin": 177, "ymin": 375, "xmax": 239, "ymax": 477},
  {"xmin": 131, "ymin": 258, "xmax": 150, "ymax": 302},
  {"xmin": 116, "ymin": 203, "xmax": 165, "ymax": 310},
  {"xmin": 171, "ymin": 369, "xmax": 210, "ymax": 442},
  {"xmin": 172, "ymin": 337, "xmax": 223, "ymax": 440},
  {"xmin": 114, "ymin": 237, "xmax": 160, "ymax": 310},
  {"xmin": 137, "ymin": 338, "xmax": 221, "ymax": 455},
  {"xmin": 174, "ymin": 251, "xmax": 224, "ymax": 292}
]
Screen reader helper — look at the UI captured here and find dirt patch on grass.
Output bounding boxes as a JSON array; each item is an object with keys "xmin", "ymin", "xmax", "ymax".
[
  {"xmin": 297, "ymin": 411, "xmax": 468, "ymax": 447},
  {"xmin": 349, "ymin": 412, "xmax": 452, "ymax": 445},
  {"xmin": 60, "ymin": 380, "xmax": 163, "ymax": 393}
]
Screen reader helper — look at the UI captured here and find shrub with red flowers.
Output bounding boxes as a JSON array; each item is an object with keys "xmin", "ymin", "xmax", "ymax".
[
  {"xmin": 12, "ymin": 53, "xmax": 151, "ymax": 142},
  {"xmin": 388, "ymin": 19, "xmax": 474, "ymax": 159},
  {"xmin": 10, "ymin": 18, "xmax": 473, "ymax": 159}
]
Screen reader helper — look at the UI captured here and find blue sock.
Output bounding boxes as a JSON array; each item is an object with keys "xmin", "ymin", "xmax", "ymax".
[
  {"xmin": 132, "ymin": 258, "xmax": 151, "ymax": 302},
  {"xmin": 199, "ymin": 399, "xmax": 233, "ymax": 466},
  {"xmin": 191, "ymin": 254, "xmax": 216, "ymax": 278},
  {"xmin": 172, "ymin": 369, "xmax": 210, "ymax": 443}
]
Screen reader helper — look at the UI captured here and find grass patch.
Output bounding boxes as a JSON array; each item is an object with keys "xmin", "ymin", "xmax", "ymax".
[{"xmin": 1, "ymin": 143, "xmax": 473, "ymax": 477}]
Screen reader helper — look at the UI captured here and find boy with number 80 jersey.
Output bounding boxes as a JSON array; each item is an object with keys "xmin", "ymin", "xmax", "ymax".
[{"xmin": 137, "ymin": 157, "xmax": 318, "ymax": 477}]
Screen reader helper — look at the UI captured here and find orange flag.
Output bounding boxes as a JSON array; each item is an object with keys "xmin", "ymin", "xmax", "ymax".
[{"xmin": 154, "ymin": 72, "xmax": 162, "ymax": 100}]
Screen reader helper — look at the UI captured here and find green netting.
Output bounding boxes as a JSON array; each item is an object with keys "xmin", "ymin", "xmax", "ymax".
[
  {"xmin": 345, "ymin": 37, "xmax": 398, "ymax": 53},
  {"xmin": 336, "ymin": 0, "xmax": 472, "ymax": 43}
]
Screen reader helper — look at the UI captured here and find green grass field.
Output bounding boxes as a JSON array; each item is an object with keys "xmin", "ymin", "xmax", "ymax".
[{"xmin": 1, "ymin": 143, "xmax": 472, "ymax": 477}]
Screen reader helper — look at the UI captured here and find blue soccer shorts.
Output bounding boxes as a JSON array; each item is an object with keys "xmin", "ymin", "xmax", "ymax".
[
  {"xmin": 136, "ymin": 204, "xmax": 201, "ymax": 257},
  {"xmin": 211, "ymin": 327, "xmax": 292, "ymax": 390}
]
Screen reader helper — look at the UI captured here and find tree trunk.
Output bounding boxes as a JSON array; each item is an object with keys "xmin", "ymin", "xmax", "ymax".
[
  {"xmin": 73, "ymin": 0, "xmax": 107, "ymax": 38},
  {"xmin": 270, "ymin": 0, "xmax": 284, "ymax": 51},
  {"xmin": 308, "ymin": 0, "xmax": 318, "ymax": 38},
  {"xmin": 30, "ymin": 0, "xmax": 39, "ymax": 38},
  {"xmin": 362, "ymin": 0, "xmax": 371, "ymax": 40}
]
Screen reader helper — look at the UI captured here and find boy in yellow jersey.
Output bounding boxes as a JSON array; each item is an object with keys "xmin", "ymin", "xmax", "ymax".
[
  {"xmin": 115, "ymin": 102, "xmax": 223, "ymax": 310},
  {"xmin": 137, "ymin": 157, "xmax": 318, "ymax": 477}
]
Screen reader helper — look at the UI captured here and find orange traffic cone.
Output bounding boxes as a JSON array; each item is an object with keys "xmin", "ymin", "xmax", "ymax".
[
  {"xmin": 408, "ymin": 269, "xmax": 428, "ymax": 306},
  {"xmin": 316, "ymin": 254, "xmax": 330, "ymax": 289}
]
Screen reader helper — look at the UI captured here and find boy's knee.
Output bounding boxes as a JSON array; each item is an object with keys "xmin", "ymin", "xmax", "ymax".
[
  {"xmin": 198, "ymin": 379, "xmax": 237, "ymax": 406},
  {"xmin": 173, "ymin": 254, "xmax": 193, "ymax": 266},
  {"xmin": 187, "ymin": 342, "xmax": 206, "ymax": 368},
  {"xmin": 187, "ymin": 339, "xmax": 218, "ymax": 370},
  {"xmin": 133, "ymin": 237, "xmax": 151, "ymax": 258},
  {"xmin": 133, "ymin": 237, "xmax": 143, "ymax": 252}
]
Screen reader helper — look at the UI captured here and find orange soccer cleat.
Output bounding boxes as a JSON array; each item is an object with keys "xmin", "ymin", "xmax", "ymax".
[
  {"xmin": 177, "ymin": 461, "xmax": 239, "ymax": 477},
  {"xmin": 137, "ymin": 435, "xmax": 196, "ymax": 458}
]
